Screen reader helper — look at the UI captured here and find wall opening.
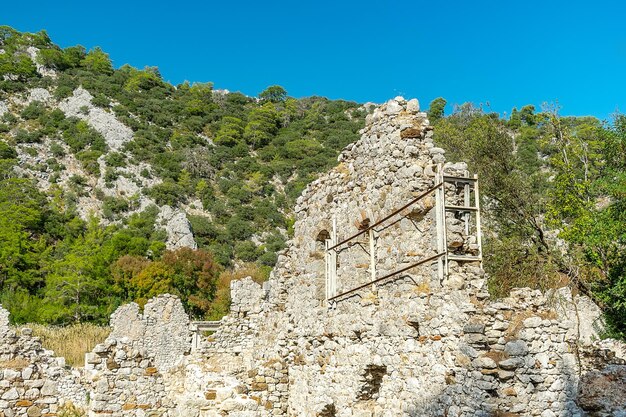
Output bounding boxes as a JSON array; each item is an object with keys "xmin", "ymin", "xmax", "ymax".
[{"xmin": 357, "ymin": 364, "xmax": 387, "ymax": 400}]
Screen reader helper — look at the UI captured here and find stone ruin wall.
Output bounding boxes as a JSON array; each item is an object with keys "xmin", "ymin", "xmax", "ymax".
[
  {"xmin": 0, "ymin": 97, "xmax": 625, "ymax": 417},
  {"xmin": 0, "ymin": 295, "xmax": 191, "ymax": 417},
  {"xmin": 196, "ymin": 97, "xmax": 626, "ymax": 416}
]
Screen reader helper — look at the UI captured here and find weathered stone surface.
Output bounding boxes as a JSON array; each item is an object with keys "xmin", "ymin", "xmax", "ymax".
[
  {"xmin": 0, "ymin": 305, "xmax": 9, "ymax": 333},
  {"xmin": 504, "ymin": 340, "xmax": 529, "ymax": 356},
  {"xmin": 406, "ymin": 98, "xmax": 420, "ymax": 113},
  {"xmin": 108, "ymin": 294, "xmax": 190, "ymax": 372},
  {"xmin": 26, "ymin": 405, "xmax": 41, "ymax": 417},
  {"xmin": 58, "ymin": 87, "xmax": 133, "ymax": 151},
  {"xmin": 157, "ymin": 205, "xmax": 197, "ymax": 250},
  {"xmin": 577, "ymin": 366, "xmax": 626, "ymax": 415},
  {"xmin": 464, "ymin": 323, "xmax": 485, "ymax": 334},
  {"xmin": 1, "ymin": 389, "xmax": 18, "ymax": 400},
  {"xmin": 552, "ymin": 287, "xmax": 605, "ymax": 343}
]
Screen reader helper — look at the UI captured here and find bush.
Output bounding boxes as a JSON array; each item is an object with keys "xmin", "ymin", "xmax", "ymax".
[
  {"xmin": 76, "ymin": 150, "xmax": 102, "ymax": 176},
  {"xmin": 104, "ymin": 152, "xmax": 126, "ymax": 168},
  {"xmin": 0, "ymin": 141, "xmax": 17, "ymax": 159},
  {"xmin": 20, "ymin": 101, "xmax": 46, "ymax": 120},
  {"xmin": 49, "ymin": 141, "xmax": 65, "ymax": 157},
  {"xmin": 102, "ymin": 196, "xmax": 130, "ymax": 219},
  {"xmin": 146, "ymin": 181, "xmax": 185, "ymax": 206},
  {"xmin": 226, "ymin": 216, "xmax": 253, "ymax": 240}
]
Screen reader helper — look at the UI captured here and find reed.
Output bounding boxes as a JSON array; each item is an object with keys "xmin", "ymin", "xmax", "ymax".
[{"xmin": 19, "ymin": 323, "xmax": 110, "ymax": 367}]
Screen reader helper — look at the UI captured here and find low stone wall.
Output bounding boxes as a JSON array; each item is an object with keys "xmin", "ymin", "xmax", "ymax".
[
  {"xmin": 83, "ymin": 338, "xmax": 173, "ymax": 415},
  {"xmin": 107, "ymin": 294, "xmax": 191, "ymax": 372},
  {"xmin": 0, "ymin": 310, "xmax": 85, "ymax": 417},
  {"xmin": 0, "ymin": 294, "xmax": 190, "ymax": 417}
]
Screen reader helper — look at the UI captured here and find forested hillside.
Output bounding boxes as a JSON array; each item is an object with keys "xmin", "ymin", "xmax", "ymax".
[
  {"xmin": 0, "ymin": 27, "xmax": 623, "ymax": 338},
  {"xmin": 0, "ymin": 27, "xmax": 367, "ymax": 323}
]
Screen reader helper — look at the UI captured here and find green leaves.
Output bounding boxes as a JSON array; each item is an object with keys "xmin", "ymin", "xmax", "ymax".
[
  {"xmin": 81, "ymin": 47, "xmax": 113, "ymax": 75},
  {"xmin": 434, "ymin": 104, "xmax": 553, "ymax": 296},
  {"xmin": 427, "ymin": 97, "xmax": 446, "ymax": 122},
  {"xmin": 259, "ymin": 85, "xmax": 287, "ymax": 103}
]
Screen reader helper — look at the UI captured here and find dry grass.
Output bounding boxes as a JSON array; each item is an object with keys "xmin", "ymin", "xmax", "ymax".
[
  {"xmin": 0, "ymin": 357, "xmax": 30, "ymax": 370},
  {"xmin": 21, "ymin": 323, "xmax": 110, "ymax": 367},
  {"xmin": 57, "ymin": 403, "xmax": 86, "ymax": 417}
]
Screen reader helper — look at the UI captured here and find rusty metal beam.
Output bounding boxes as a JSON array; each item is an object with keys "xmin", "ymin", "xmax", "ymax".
[
  {"xmin": 327, "ymin": 183, "xmax": 443, "ymax": 251},
  {"xmin": 328, "ymin": 252, "xmax": 445, "ymax": 301}
]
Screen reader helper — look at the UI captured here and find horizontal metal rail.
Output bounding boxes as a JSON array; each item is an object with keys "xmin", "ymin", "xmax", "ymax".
[
  {"xmin": 190, "ymin": 320, "xmax": 222, "ymax": 332},
  {"xmin": 443, "ymin": 175, "xmax": 477, "ymax": 183},
  {"xmin": 445, "ymin": 205, "xmax": 478, "ymax": 211},
  {"xmin": 447, "ymin": 255, "xmax": 481, "ymax": 262},
  {"xmin": 328, "ymin": 252, "xmax": 446, "ymax": 301},
  {"xmin": 327, "ymin": 183, "xmax": 443, "ymax": 251}
]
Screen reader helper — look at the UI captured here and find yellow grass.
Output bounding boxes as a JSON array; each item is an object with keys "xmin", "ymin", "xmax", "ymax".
[
  {"xmin": 0, "ymin": 357, "xmax": 30, "ymax": 369},
  {"xmin": 20, "ymin": 323, "xmax": 110, "ymax": 367}
]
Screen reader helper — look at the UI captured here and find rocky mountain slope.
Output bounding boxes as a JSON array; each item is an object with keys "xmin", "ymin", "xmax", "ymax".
[{"xmin": 0, "ymin": 27, "xmax": 367, "ymax": 322}]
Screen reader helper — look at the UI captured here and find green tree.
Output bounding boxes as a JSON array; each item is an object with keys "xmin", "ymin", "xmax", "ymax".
[
  {"xmin": 572, "ymin": 114, "xmax": 626, "ymax": 337},
  {"xmin": 244, "ymin": 104, "xmax": 279, "ymax": 148},
  {"xmin": 0, "ymin": 178, "xmax": 45, "ymax": 291},
  {"xmin": 427, "ymin": 97, "xmax": 446, "ymax": 123},
  {"xmin": 434, "ymin": 104, "xmax": 555, "ymax": 295},
  {"xmin": 214, "ymin": 116, "xmax": 245, "ymax": 147},
  {"xmin": 162, "ymin": 248, "xmax": 220, "ymax": 317},
  {"xmin": 81, "ymin": 47, "xmax": 113, "ymax": 75},
  {"xmin": 519, "ymin": 105, "xmax": 536, "ymax": 126},
  {"xmin": 42, "ymin": 219, "xmax": 115, "ymax": 323},
  {"xmin": 259, "ymin": 85, "xmax": 287, "ymax": 103},
  {"xmin": 0, "ymin": 53, "xmax": 37, "ymax": 81}
]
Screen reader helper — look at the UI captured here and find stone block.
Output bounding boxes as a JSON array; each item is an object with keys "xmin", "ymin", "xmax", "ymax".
[{"xmin": 504, "ymin": 340, "xmax": 528, "ymax": 356}]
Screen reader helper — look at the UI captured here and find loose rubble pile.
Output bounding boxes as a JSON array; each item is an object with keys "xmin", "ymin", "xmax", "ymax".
[{"xmin": 1, "ymin": 97, "xmax": 625, "ymax": 416}]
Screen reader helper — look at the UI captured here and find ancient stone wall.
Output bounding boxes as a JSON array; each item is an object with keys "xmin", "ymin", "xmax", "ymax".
[{"xmin": 106, "ymin": 293, "xmax": 191, "ymax": 372}]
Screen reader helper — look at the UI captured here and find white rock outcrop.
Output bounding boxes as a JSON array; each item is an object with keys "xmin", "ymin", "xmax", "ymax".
[
  {"xmin": 157, "ymin": 205, "xmax": 197, "ymax": 250},
  {"xmin": 59, "ymin": 87, "xmax": 133, "ymax": 151}
]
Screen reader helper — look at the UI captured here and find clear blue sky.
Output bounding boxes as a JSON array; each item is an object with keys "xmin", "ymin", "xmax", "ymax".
[{"xmin": 3, "ymin": 0, "xmax": 626, "ymax": 119}]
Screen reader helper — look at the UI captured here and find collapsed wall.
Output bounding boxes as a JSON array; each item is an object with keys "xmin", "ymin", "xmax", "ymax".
[
  {"xmin": 0, "ymin": 307, "xmax": 86, "ymax": 416},
  {"xmin": 1, "ymin": 97, "xmax": 625, "ymax": 417}
]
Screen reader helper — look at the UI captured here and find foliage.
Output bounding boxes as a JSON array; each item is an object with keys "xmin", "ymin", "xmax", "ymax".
[
  {"xmin": 111, "ymin": 248, "xmax": 220, "ymax": 318},
  {"xmin": 434, "ymin": 104, "xmax": 558, "ymax": 296},
  {"xmin": 427, "ymin": 97, "xmax": 446, "ymax": 122},
  {"xmin": 259, "ymin": 85, "xmax": 287, "ymax": 103}
]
